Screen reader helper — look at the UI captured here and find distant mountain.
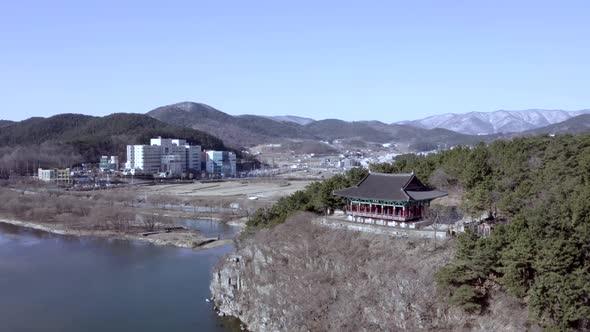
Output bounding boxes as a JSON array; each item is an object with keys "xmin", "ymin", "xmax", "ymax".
[
  {"xmin": 148, "ymin": 102, "xmax": 313, "ymax": 148},
  {"xmin": 265, "ymin": 115, "xmax": 316, "ymax": 125},
  {"xmin": 399, "ymin": 109, "xmax": 590, "ymax": 135},
  {"xmin": 0, "ymin": 120, "xmax": 15, "ymax": 128},
  {"xmin": 0, "ymin": 113, "xmax": 228, "ymax": 166},
  {"xmin": 363, "ymin": 122, "xmax": 491, "ymax": 147},
  {"xmin": 148, "ymin": 102, "xmax": 493, "ymax": 151},
  {"xmin": 520, "ymin": 114, "xmax": 590, "ymax": 136},
  {"xmin": 306, "ymin": 119, "xmax": 489, "ymax": 149},
  {"xmin": 305, "ymin": 119, "xmax": 393, "ymax": 142}
]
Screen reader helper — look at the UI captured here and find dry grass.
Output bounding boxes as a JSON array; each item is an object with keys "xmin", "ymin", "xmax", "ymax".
[{"xmin": 139, "ymin": 179, "xmax": 313, "ymax": 201}]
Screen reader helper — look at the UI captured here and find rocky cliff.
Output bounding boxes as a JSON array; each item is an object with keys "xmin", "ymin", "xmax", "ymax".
[{"xmin": 210, "ymin": 214, "xmax": 534, "ymax": 331}]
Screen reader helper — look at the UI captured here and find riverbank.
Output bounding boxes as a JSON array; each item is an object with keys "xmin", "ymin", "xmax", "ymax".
[
  {"xmin": 226, "ymin": 217, "xmax": 248, "ymax": 228},
  {"xmin": 0, "ymin": 218, "xmax": 227, "ymax": 249}
]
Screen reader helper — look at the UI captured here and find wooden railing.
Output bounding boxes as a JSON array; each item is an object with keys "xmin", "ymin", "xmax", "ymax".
[{"xmin": 347, "ymin": 211, "xmax": 420, "ymax": 222}]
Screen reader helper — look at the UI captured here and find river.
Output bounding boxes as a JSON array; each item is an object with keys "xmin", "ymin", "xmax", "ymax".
[{"xmin": 0, "ymin": 221, "xmax": 242, "ymax": 332}]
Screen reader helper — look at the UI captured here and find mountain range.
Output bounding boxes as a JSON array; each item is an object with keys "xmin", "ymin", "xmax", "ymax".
[
  {"xmin": 4, "ymin": 103, "xmax": 590, "ymax": 166},
  {"xmin": 147, "ymin": 102, "xmax": 486, "ymax": 150},
  {"xmin": 398, "ymin": 109, "xmax": 590, "ymax": 135},
  {"xmin": 147, "ymin": 105, "xmax": 590, "ymax": 148}
]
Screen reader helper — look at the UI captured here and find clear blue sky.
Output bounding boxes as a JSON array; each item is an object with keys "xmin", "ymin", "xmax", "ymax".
[{"xmin": 1, "ymin": 0, "xmax": 588, "ymax": 122}]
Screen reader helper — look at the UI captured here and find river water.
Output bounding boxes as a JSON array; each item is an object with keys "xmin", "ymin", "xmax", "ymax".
[{"xmin": 0, "ymin": 221, "xmax": 241, "ymax": 332}]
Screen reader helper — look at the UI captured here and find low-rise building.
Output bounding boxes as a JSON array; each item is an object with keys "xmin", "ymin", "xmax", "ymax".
[
  {"xmin": 38, "ymin": 168, "xmax": 72, "ymax": 186},
  {"xmin": 205, "ymin": 150, "xmax": 237, "ymax": 177},
  {"xmin": 337, "ymin": 158, "xmax": 361, "ymax": 169},
  {"xmin": 99, "ymin": 156, "xmax": 119, "ymax": 172}
]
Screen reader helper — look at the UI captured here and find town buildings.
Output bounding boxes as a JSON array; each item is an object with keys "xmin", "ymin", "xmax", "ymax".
[
  {"xmin": 125, "ymin": 145, "xmax": 161, "ymax": 175},
  {"xmin": 38, "ymin": 168, "xmax": 72, "ymax": 186},
  {"xmin": 337, "ymin": 158, "xmax": 361, "ymax": 169},
  {"xmin": 124, "ymin": 137, "xmax": 201, "ymax": 176},
  {"xmin": 333, "ymin": 172, "xmax": 447, "ymax": 229},
  {"xmin": 99, "ymin": 156, "xmax": 119, "ymax": 172},
  {"xmin": 205, "ymin": 150, "xmax": 237, "ymax": 177},
  {"xmin": 124, "ymin": 137, "xmax": 237, "ymax": 177}
]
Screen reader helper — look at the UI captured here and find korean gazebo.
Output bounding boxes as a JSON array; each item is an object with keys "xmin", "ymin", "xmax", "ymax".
[{"xmin": 333, "ymin": 172, "xmax": 447, "ymax": 228}]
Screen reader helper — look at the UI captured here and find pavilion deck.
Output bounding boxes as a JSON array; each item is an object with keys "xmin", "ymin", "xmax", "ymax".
[{"xmin": 346, "ymin": 211, "xmax": 420, "ymax": 222}]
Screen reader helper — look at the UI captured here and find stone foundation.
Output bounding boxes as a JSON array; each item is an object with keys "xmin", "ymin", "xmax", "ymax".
[{"xmin": 316, "ymin": 216, "xmax": 448, "ymax": 239}]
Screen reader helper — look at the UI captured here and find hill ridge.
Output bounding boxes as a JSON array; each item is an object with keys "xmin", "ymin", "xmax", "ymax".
[
  {"xmin": 0, "ymin": 112, "xmax": 229, "ymax": 171},
  {"xmin": 147, "ymin": 101, "xmax": 492, "ymax": 150}
]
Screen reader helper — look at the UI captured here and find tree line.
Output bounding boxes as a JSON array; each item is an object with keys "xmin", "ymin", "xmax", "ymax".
[{"xmin": 245, "ymin": 167, "xmax": 368, "ymax": 229}]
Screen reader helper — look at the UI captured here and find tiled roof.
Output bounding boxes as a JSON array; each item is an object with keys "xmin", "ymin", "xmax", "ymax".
[{"xmin": 333, "ymin": 172, "xmax": 447, "ymax": 201}]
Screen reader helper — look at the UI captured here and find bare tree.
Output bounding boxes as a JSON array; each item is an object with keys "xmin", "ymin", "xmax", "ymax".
[
  {"xmin": 141, "ymin": 214, "xmax": 158, "ymax": 232},
  {"xmin": 424, "ymin": 205, "xmax": 443, "ymax": 248}
]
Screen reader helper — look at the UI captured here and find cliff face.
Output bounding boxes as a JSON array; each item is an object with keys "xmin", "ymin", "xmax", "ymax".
[{"xmin": 211, "ymin": 214, "xmax": 532, "ymax": 331}]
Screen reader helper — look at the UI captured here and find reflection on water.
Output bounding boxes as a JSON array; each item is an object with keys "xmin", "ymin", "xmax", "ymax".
[
  {"xmin": 0, "ymin": 223, "xmax": 240, "ymax": 332},
  {"xmin": 181, "ymin": 219, "xmax": 241, "ymax": 239}
]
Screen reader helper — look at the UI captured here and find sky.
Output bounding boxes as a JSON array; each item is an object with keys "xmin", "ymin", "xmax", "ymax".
[{"xmin": 0, "ymin": 0, "xmax": 589, "ymax": 122}]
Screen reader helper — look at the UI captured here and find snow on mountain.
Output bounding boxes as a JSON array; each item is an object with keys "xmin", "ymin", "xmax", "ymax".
[
  {"xmin": 398, "ymin": 109, "xmax": 590, "ymax": 135},
  {"xmin": 264, "ymin": 115, "xmax": 316, "ymax": 125}
]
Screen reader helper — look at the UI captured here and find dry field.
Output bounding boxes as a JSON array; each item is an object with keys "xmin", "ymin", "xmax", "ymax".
[{"xmin": 140, "ymin": 179, "xmax": 314, "ymax": 201}]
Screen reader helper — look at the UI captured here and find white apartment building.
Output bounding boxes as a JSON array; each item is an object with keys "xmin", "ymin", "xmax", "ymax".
[
  {"xmin": 126, "ymin": 145, "xmax": 161, "ymax": 175},
  {"xmin": 125, "ymin": 137, "xmax": 202, "ymax": 176},
  {"xmin": 38, "ymin": 168, "xmax": 54, "ymax": 181}
]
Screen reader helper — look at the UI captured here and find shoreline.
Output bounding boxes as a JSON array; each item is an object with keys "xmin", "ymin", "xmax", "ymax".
[
  {"xmin": 0, "ymin": 218, "xmax": 232, "ymax": 249},
  {"xmin": 226, "ymin": 216, "xmax": 248, "ymax": 228}
]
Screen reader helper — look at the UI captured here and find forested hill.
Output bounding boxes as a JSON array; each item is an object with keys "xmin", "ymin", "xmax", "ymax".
[
  {"xmin": 148, "ymin": 102, "xmax": 313, "ymax": 148},
  {"xmin": 244, "ymin": 135, "xmax": 590, "ymax": 330},
  {"xmin": 0, "ymin": 113, "xmax": 228, "ymax": 172},
  {"xmin": 0, "ymin": 120, "xmax": 15, "ymax": 128},
  {"xmin": 373, "ymin": 136, "xmax": 590, "ymax": 330},
  {"xmin": 522, "ymin": 114, "xmax": 590, "ymax": 136}
]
